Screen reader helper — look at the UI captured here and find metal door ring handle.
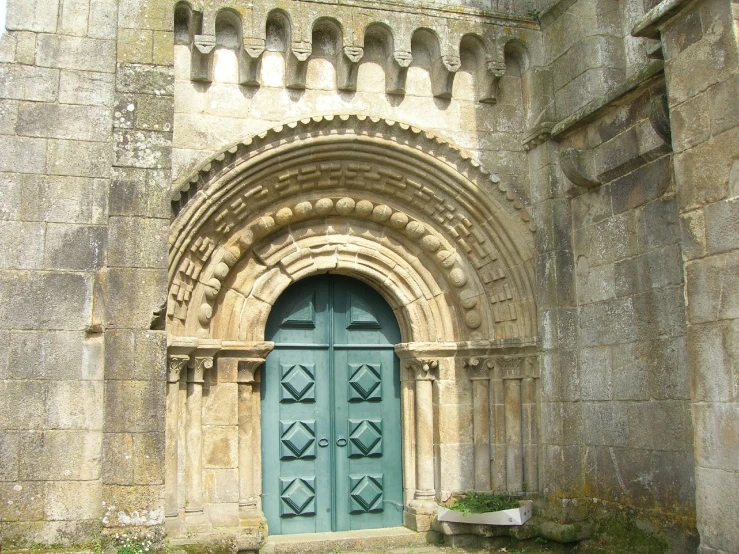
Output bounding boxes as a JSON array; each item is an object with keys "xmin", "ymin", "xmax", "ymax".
[
  {"xmin": 318, "ymin": 438, "xmax": 329, "ymax": 447},
  {"xmin": 336, "ymin": 438, "xmax": 347, "ymax": 447}
]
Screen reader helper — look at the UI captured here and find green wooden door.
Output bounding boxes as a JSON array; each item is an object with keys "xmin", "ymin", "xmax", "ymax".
[{"xmin": 261, "ymin": 275, "xmax": 403, "ymax": 535}]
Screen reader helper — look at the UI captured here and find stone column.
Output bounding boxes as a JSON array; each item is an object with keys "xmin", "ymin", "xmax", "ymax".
[
  {"xmin": 522, "ymin": 357, "xmax": 539, "ymax": 493},
  {"xmin": 466, "ymin": 357, "xmax": 492, "ymax": 491},
  {"xmin": 491, "ymin": 361, "xmax": 507, "ymax": 493},
  {"xmin": 237, "ymin": 358, "xmax": 265, "ymax": 520},
  {"xmin": 165, "ymin": 353, "xmax": 190, "ymax": 519},
  {"xmin": 404, "ymin": 358, "xmax": 438, "ymax": 531},
  {"xmin": 185, "ymin": 349, "xmax": 215, "ymax": 531}
]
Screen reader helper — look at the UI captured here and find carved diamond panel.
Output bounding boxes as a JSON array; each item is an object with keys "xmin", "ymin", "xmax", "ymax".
[
  {"xmin": 348, "ymin": 363, "xmax": 382, "ymax": 402},
  {"xmin": 348, "ymin": 419, "xmax": 382, "ymax": 458},
  {"xmin": 280, "ymin": 420, "xmax": 316, "ymax": 460},
  {"xmin": 281, "ymin": 363, "xmax": 315, "ymax": 403},
  {"xmin": 280, "ymin": 477, "xmax": 316, "ymax": 517},
  {"xmin": 349, "ymin": 474, "xmax": 383, "ymax": 513}
]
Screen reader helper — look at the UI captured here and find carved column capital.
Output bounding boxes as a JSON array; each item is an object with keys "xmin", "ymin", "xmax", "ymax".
[
  {"xmin": 407, "ymin": 359, "xmax": 439, "ymax": 381},
  {"xmin": 168, "ymin": 354, "xmax": 190, "ymax": 383},
  {"xmin": 237, "ymin": 358, "xmax": 266, "ymax": 384},
  {"xmin": 188, "ymin": 356, "xmax": 213, "ymax": 384},
  {"xmin": 463, "ymin": 357, "xmax": 494, "ymax": 380}
]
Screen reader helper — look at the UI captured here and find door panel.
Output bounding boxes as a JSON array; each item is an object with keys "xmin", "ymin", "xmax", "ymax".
[{"xmin": 262, "ymin": 275, "xmax": 403, "ymax": 535}]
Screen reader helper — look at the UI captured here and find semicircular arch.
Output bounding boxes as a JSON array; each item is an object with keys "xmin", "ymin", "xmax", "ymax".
[{"xmin": 168, "ymin": 115, "xmax": 537, "ymax": 345}]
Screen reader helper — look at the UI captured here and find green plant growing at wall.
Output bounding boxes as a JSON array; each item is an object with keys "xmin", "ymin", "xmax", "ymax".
[{"xmin": 447, "ymin": 491, "xmax": 521, "ymax": 515}]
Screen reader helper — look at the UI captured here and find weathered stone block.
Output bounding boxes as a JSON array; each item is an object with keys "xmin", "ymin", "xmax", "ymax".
[
  {"xmin": 59, "ymin": 70, "xmax": 115, "ymax": 106},
  {"xmin": 116, "ymin": 63, "xmax": 174, "ymax": 95},
  {"xmin": 0, "ymin": 221, "xmax": 45, "ymax": 269},
  {"xmin": 117, "ymin": 29, "xmax": 153, "ymax": 64},
  {"xmin": 670, "ymin": 90, "xmax": 710, "ymax": 152},
  {"xmin": 611, "ymin": 342, "xmax": 650, "ymax": 401},
  {"xmin": 579, "ymin": 297, "xmax": 636, "ymax": 346},
  {"xmin": 102, "ymin": 432, "xmax": 134, "ymax": 485},
  {"xmin": 36, "ymin": 34, "xmax": 116, "ymax": 73},
  {"xmin": 574, "ymin": 211, "xmax": 638, "ymax": 267},
  {"xmin": 581, "ymin": 401, "xmax": 627, "ymax": 447},
  {"xmin": 44, "ymin": 224, "xmax": 107, "ymax": 271},
  {"xmin": 114, "ymin": 129, "xmax": 172, "ymax": 169},
  {"xmin": 0, "ymin": 430, "xmax": 20, "ymax": 480},
  {"xmin": 661, "ymin": 5, "xmax": 703, "ymax": 58},
  {"xmin": 44, "ymin": 480, "xmax": 102, "ymax": 520},
  {"xmin": 0, "ymin": 270, "xmax": 92, "ymax": 330},
  {"xmin": 110, "ymin": 168, "xmax": 169, "ymax": 218},
  {"xmin": 101, "ymin": 484, "xmax": 165, "ymax": 527},
  {"xmin": 104, "ymin": 267, "xmax": 167, "ymax": 329},
  {"xmin": 688, "ymin": 322, "xmax": 734, "ymax": 402},
  {"xmin": 642, "ymin": 337, "xmax": 691, "ymax": 400},
  {"xmin": 108, "ymin": 216, "xmax": 169, "ymax": 268},
  {"xmin": 204, "ymin": 468, "xmax": 239, "ymax": 503},
  {"xmin": 675, "ymin": 126, "xmax": 739, "ymax": 210},
  {"xmin": 610, "ymin": 156, "xmax": 673, "ymax": 214},
  {"xmin": 695, "ymin": 466, "xmax": 739, "ymax": 552},
  {"xmin": 47, "ymin": 139, "xmax": 113, "ymax": 177},
  {"xmin": 437, "ymin": 402, "xmax": 473, "ymax": 444},
  {"xmin": 633, "ymin": 286, "xmax": 686, "ymax": 339},
  {"xmin": 118, "ymin": 0, "xmax": 172, "ymax": 31},
  {"xmin": 704, "ymin": 198, "xmax": 739, "ymax": 256},
  {"xmin": 19, "ymin": 430, "xmax": 102, "ymax": 480},
  {"xmin": 135, "ymin": 95, "xmax": 174, "ymax": 131},
  {"xmin": 203, "ymin": 382, "xmax": 238, "ymax": 426},
  {"xmin": 628, "ymin": 400, "xmax": 692, "ymax": 451},
  {"xmin": 680, "ymin": 208, "xmax": 707, "ymax": 261},
  {"xmin": 0, "ymin": 98, "xmax": 19, "ymax": 133},
  {"xmin": 47, "ymin": 381, "xmax": 104, "ymax": 430},
  {"xmin": 535, "ymin": 198, "xmax": 572, "ymax": 254},
  {"xmin": 615, "ymin": 244, "xmax": 683, "ymax": 296},
  {"xmin": 637, "ymin": 196, "xmax": 680, "ymax": 252},
  {"xmin": 8, "ymin": 330, "xmax": 100, "ymax": 380},
  {"xmin": 579, "ymin": 346, "xmax": 612, "ymax": 401},
  {"xmin": 202, "ymin": 426, "xmax": 238, "ymax": 468},
  {"xmin": 686, "ymin": 252, "xmax": 739, "ymax": 323},
  {"xmin": 0, "ymin": 136, "xmax": 47, "ymax": 173},
  {"xmin": 17, "ymin": 102, "xmax": 111, "ymax": 141},
  {"xmin": 133, "ymin": 432, "xmax": 165, "ymax": 485},
  {"xmin": 58, "ymin": 0, "xmax": 89, "ymax": 36},
  {"xmin": 87, "ymin": 0, "xmax": 118, "ymax": 39},
  {"xmin": 6, "ymin": 0, "xmax": 59, "ymax": 33},
  {"xmin": 103, "ymin": 380, "xmax": 165, "ymax": 433},
  {"xmin": 694, "ymin": 403, "xmax": 739, "ymax": 471},
  {"xmin": 0, "ymin": 481, "xmax": 44, "ymax": 521},
  {"xmin": 152, "ymin": 31, "xmax": 174, "ymax": 66},
  {"xmin": 576, "ymin": 258, "xmax": 615, "ymax": 305},
  {"xmin": 436, "ymin": 442, "xmax": 474, "ymax": 491}
]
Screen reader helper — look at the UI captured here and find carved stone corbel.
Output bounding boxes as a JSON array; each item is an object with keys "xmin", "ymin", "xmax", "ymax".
[
  {"xmin": 649, "ymin": 94, "xmax": 671, "ymax": 144},
  {"xmin": 191, "ymin": 34, "xmax": 216, "ymax": 82},
  {"xmin": 386, "ymin": 51, "xmax": 412, "ymax": 95},
  {"xmin": 337, "ymin": 46, "xmax": 364, "ymax": 91},
  {"xmin": 560, "ymin": 147, "xmax": 601, "ymax": 189},
  {"xmin": 286, "ymin": 41, "xmax": 312, "ymax": 89},
  {"xmin": 478, "ymin": 60, "xmax": 506, "ymax": 104},
  {"xmin": 431, "ymin": 55, "xmax": 460, "ymax": 99},
  {"xmin": 238, "ymin": 38, "xmax": 265, "ymax": 86}
]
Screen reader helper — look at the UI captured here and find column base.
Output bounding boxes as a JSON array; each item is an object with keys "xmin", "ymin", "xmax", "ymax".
[
  {"xmin": 404, "ymin": 495, "xmax": 438, "ymax": 531},
  {"xmin": 184, "ymin": 507, "xmax": 212, "ymax": 534},
  {"xmin": 236, "ymin": 507, "xmax": 268, "ymax": 551}
]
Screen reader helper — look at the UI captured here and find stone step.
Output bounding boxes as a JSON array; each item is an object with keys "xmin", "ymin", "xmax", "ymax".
[{"xmin": 261, "ymin": 528, "xmax": 442, "ymax": 554}]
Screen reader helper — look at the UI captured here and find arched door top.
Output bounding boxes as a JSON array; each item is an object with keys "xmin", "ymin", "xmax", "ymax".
[{"xmin": 168, "ymin": 115, "xmax": 537, "ymax": 345}]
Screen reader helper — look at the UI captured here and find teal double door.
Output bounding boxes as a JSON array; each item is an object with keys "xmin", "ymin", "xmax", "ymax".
[{"xmin": 261, "ymin": 275, "xmax": 404, "ymax": 535}]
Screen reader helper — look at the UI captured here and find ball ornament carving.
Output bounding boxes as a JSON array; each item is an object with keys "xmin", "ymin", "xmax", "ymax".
[
  {"xmin": 355, "ymin": 200, "xmax": 374, "ymax": 217},
  {"xmin": 336, "ymin": 198, "xmax": 356, "ymax": 215},
  {"xmin": 465, "ymin": 310, "xmax": 482, "ymax": 329},
  {"xmin": 254, "ymin": 216, "xmax": 276, "ymax": 236},
  {"xmin": 275, "ymin": 207, "xmax": 294, "ymax": 226},
  {"xmin": 198, "ymin": 304, "xmax": 213, "ymax": 325},
  {"xmin": 420, "ymin": 234, "xmax": 441, "ymax": 252},
  {"xmin": 405, "ymin": 221, "xmax": 426, "ymax": 239},
  {"xmin": 449, "ymin": 268, "xmax": 468, "ymax": 288},
  {"xmin": 371, "ymin": 204, "xmax": 393, "ymax": 222},
  {"xmin": 315, "ymin": 198, "xmax": 334, "ymax": 215},
  {"xmin": 390, "ymin": 212, "xmax": 409, "ymax": 229},
  {"xmin": 214, "ymin": 262, "xmax": 230, "ymax": 280},
  {"xmin": 294, "ymin": 201, "xmax": 313, "ymax": 218}
]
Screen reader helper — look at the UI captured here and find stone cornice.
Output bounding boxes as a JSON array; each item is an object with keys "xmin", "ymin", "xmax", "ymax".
[{"xmin": 632, "ymin": 0, "xmax": 702, "ymax": 39}]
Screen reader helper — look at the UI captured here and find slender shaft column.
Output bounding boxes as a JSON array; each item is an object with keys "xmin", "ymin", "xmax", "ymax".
[
  {"xmin": 504, "ymin": 378, "xmax": 523, "ymax": 493},
  {"xmin": 522, "ymin": 375, "xmax": 538, "ymax": 493},
  {"xmin": 185, "ymin": 354, "xmax": 212, "ymax": 528},
  {"xmin": 402, "ymin": 358, "xmax": 438, "ymax": 532},
  {"xmin": 237, "ymin": 358, "xmax": 266, "ymax": 518},
  {"xmin": 165, "ymin": 354, "xmax": 189, "ymax": 518},
  {"xmin": 401, "ymin": 379, "xmax": 416, "ymax": 505},
  {"xmin": 491, "ymin": 362, "xmax": 506, "ymax": 493},
  {"xmin": 467, "ymin": 357, "xmax": 492, "ymax": 491}
]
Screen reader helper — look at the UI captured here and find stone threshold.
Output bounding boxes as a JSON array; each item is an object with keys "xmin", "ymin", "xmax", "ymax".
[{"xmin": 261, "ymin": 528, "xmax": 441, "ymax": 554}]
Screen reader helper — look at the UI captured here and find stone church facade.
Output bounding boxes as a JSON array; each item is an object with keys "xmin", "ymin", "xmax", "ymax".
[{"xmin": 0, "ymin": 0, "xmax": 737, "ymax": 552}]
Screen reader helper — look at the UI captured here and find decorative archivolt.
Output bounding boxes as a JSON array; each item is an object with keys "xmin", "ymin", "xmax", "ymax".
[
  {"xmin": 173, "ymin": 1, "xmax": 533, "ymax": 99},
  {"xmin": 168, "ymin": 115, "xmax": 536, "ymax": 344}
]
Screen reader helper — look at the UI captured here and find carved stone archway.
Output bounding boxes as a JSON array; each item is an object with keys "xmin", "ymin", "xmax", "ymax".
[{"xmin": 165, "ymin": 115, "xmax": 539, "ymax": 543}]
